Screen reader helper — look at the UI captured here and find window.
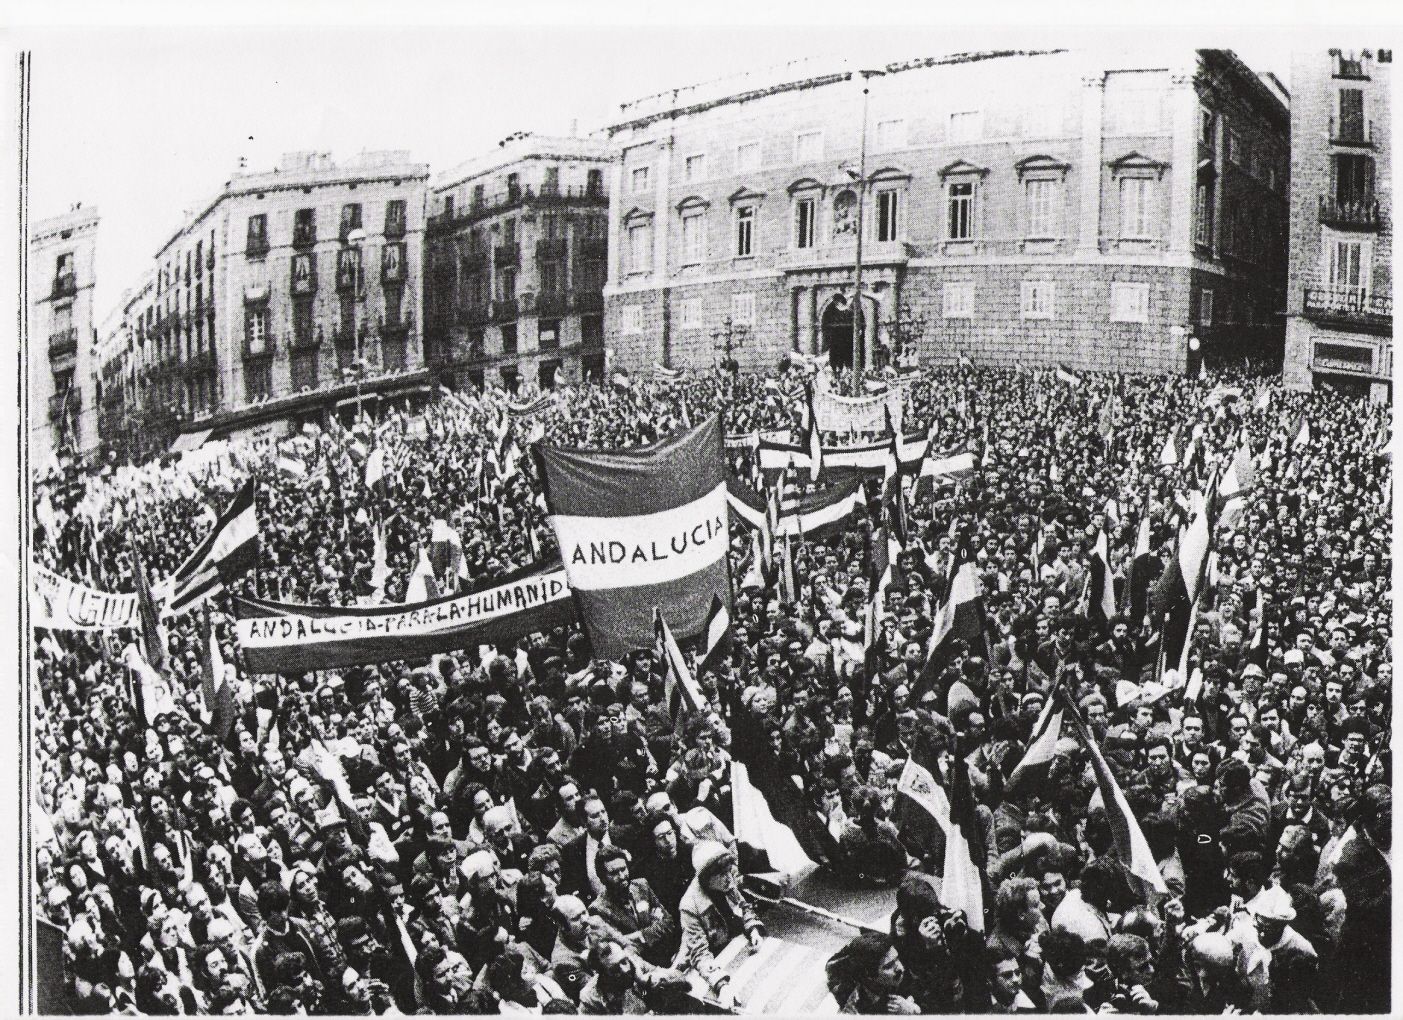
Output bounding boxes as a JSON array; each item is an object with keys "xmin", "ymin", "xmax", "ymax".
[
  {"xmin": 1196, "ymin": 289, "xmax": 1213, "ymax": 326},
  {"xmin": 1111, "ymin": 282, "xmax": 1149, "ymax": 323},
  {"xmin": 679, "ymin": 298, "xmax": 703, "ymax": 328},
  {"xmin": 1119, "ymin": 178, "xmax": 1153, "ymax": 238},
  {"xmin": 681, "ymin": 211, "xmax": 706, "ymax": 264},
  {"xmin": 621, "ymin": 306, "xmax": 643, "ymax": 334},
  {"xmin": 542, "ymin": 166, "xmax": 559, "ymax": 195},
  {"xmin": 586, "ymin": 169, "xmax": 604, "ymax": 196},
  {"xmin": 731, "ymin": 292, "xmax": 756, "ymax": 326},
  {"xmin": 384, "ymin": 199, "xmax": 406, "ymax": 236},
  {"xmin": 1334, "ymin": 153, "xmax": 1376, "ymax": 205},
  {"xmin": 876, "ymin": 119, "xmax": 906, "ymax": 151},
  {"xmin": 631, "ymin": 166, "xmax": 651, "ymax": 194},
  {"xmin": 498, "ymin": 266, "xmax": 517, "ymax": 300},
  {"xmin": 382, "ymin": 242, "xmax": 405, "ymax": 282},
  {"xmin": 539, "ymin": 321, "xmax": 559, "ymax": 350},
  {"xmin": 540, "ymin": 260, "xmax": 561, "ymax": 294},
  {"xmin": 876, "ymin": 189, "xmax": 900, "ymax": 243},
  {"xmin": 1228, "ymin": 131, "xmax": 1244, "ymax": 167},
  {"xmin": 1327, "ymin": 237, "xmax": 1369, "ymax": 295},
  {"xmin": 1195, "ymin": 181, "xmax": 1214, "ymax": 246},
  {"xmin": 294, "ymin": 208, "xmax": 316, "ymax": 246},
  {"xmin": 1199, "ymin": 106, "xmax": 1214, "ymax": 145},
  {"xmin": 444, "ymin": 195, "xmax": 455, "ymax": 218},
  {"xmin": 293, "ymin": 298, "xmax": 315, "ymax": 344},
  {"xmin": 1020, "ymin": 281, "xmax": 1055, "ymax": 319},
  {"xmin": 735, "ymin": 205, "xmax": 756, "ymax": 257},
  {"xmin": 472, "ymin": 184, "xmax": 485, "ymax": 209},
  {"xmin": 244, "ymin": 306, "xmax": 269, "ymax": 353},
  {"xmin": 336, "ymin": 248, "xmax": 361, "ymax": 292},
  {"xmin": 947, "ymin": 182, "xmax": 975, "ymax": 240},
  {"xmin": 244, "ymin": 360, "xmax": 272, "ymax": 403},
  {"xmin": 541, "ymin": 213, "xmax": 561, "ymax": 239},
  {"xmin": 627, "ymin": 220, "xmax": 652, "ymax": 274},
  {"xmin": 795, "ymin": 197, "xmax": 816, "ymax": 249},
  {"xmin": 949, "ymin": 111, "xmax": 982, "ymax": 142},
  {"xmin": 685, "ymin": 154, "xmax": 707, "ymax": 183},
  {"xmin": 1023, "ymin": 179, "xmax": 1060, "ymax": 237},
  {"xmin": 736, "ymin": 141, "xmax": 761, "ymax": 172},
  {"xmin": 291, "ymin": 253, "xmax": 316, "ymax": 294},
  {"xmin": 506, "ymin": 173, "xmax": 521, "ymax": 199},
  {"xmin": 501, "ymin": 324, "xmax": 518, "ymax": 356},
  {"xmin": 246, "ymin": 214, "xmax": 268, "ymax": 255},
  {"xmin": 1337, "ymin": 88, "xmax": 1366, "ymax": 141},
  {"xmin": 943, "ymin": 282, "xmax": 974, "ymax": 319},
  {"xmin": 795, "ymin": 130, "xmax": 823, "ymax": 162},
  {"xmin": 340, "ymin": 203, "xmax": 362, "ymax": 239}
]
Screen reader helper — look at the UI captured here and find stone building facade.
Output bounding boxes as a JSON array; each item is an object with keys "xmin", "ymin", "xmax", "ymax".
[
  {"xmin": 424, "ymin": 135, "xmax": 611, "ymax": 393},
  {"xmin": 602, "ymin": 48, "xmax": 1288, "ymax": 376},
  {"xmin": 123, "ymin": 151, "xmax": 430, "ymax": 449},
  {"xmin": 28, "ymin": 205, "xmax": 100, "ymax": 468},
  {"xmin": 1284, "ymin": 47, "xmax": 1392, "ymax": 402}
]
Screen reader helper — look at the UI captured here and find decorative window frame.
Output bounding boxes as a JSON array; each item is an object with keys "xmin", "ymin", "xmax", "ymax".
[
  {"xmin": 868, "ymin": 166, "xmax": 912, "ymax": 245},
  {"xmin": 621, "ymin": 207, "xmax": 655, "ymax": 276},
  {"xmin": 943, "ymin": 282, "xmax": 975, "ymax": 319},
  {"xmin": 1110, "ymin": 281, "xmax": 1150, "ymax": 323},
  {"xmin": 630, "ymin": 165, "xmax": 652, "ymax": 195},
  {"xmin": 683, "ymin": 152, "xmax": 708, "ymax": 184},
  {"xmin": 788, "ymin": 178, "xmax": 824, "ymax": 250},
  {"xmin": 676, "ymin": 196, "xmax": 711, "ymax": 267},
  {"xmin": 1020, "ymin": 280, "xmax": 1057, "ymax": 320},
  {"xmin": 939, "ymin": 160, "xmax": 989, "ymax": 249},
  {"xmin": 1107, "ymin": 151, "xmax": 1167, "ymax": 245},
  {"xmin": 728, "ymin": 187, "xmax": 765, "ymax": 260},
  {"xmin": 1014, "ymin": 155, "xmax": 1071, "ymax": 242}
]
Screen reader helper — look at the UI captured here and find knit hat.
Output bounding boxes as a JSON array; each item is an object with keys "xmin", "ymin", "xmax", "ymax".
[{"xmin": 691, "ymin": 840, "xmax": 734, "ymax": 881}]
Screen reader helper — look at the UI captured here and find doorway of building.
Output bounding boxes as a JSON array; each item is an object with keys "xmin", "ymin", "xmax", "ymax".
[{"xmin": 822, "ymin": 298, "xmax": 854, "ymax": 371}]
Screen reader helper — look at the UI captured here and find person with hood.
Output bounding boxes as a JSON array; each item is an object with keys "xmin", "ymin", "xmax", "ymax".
[{"xmin": 676, "ymin": 841, "xmax": 764, "ymax": 993}]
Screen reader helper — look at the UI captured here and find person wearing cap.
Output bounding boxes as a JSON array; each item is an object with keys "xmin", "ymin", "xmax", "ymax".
[
  {"xmin": 1246, "ymin": 884, "xmax": 1319, "ymax": 1012},
  {"xmin": 677, "ymin": 841, "xmax": 763, "ymax": 990}
]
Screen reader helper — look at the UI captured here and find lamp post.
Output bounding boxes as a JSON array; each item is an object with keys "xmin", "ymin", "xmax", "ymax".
[{"xmin": 849, "ymin": 68, "xmax": 886, "ymax": 393}]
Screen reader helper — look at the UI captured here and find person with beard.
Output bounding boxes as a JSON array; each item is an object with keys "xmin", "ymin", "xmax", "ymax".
[
  {"xmin": 495, "ymin": 729, "xmax": 537, "ymax": 812},
  {"xmin": 826, "ymin": 932, "xmax": 921, "ymax": 1014},
  {"xmin": 545, "ymin": 779, "xmax": 586, "ymax": 848},
  {"xmin": 589, "ymin": 845, "xmax": 679, "ymax": 968},
  {"xmin": 635, "ymin": 812, "xmax": 695, "ymax": 922},
  {"xmin": 443, "ymin": 737, "xmax": 498, "ymax": 811},
  {"xmin": 579, "ymin": 938, "xmax": 692, "ymax": 1015}
]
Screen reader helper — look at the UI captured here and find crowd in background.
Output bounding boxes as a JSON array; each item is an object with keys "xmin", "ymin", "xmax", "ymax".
[{"xmin": 30, "ymin": 356, "xmax": 1392, "ymax": 1015}]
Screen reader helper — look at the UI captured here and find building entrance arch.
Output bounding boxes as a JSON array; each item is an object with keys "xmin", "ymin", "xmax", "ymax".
[{"xmin": 821, "ymin": 297, "xmax": 854, "ymax": 371}]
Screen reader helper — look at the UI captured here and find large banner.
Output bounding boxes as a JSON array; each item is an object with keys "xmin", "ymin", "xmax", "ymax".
[
  {"xmin": 31, "ymin": 566, "xmax": 140, "ymax": 631},
  {"xmin": 814, "ymin": 387, "xmax": 902, "ymax": 434},
  {"xmin": 758, "ymin": 433, "xmax": 929, "ymax": 473},
  {"xmin": 232, "ymin": 563, "xmax": 575, "ymax": 674},
  {"xmin": 537, "ymin": 415, "xmax": 732, "ymax": 658}
]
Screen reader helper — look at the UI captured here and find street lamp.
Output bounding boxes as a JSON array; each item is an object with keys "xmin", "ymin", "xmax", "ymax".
[
  {"xmin": 848, "ymin": 68, "xmax": 886, "ymax": 392},
  {"xmin": 346, "ymin": 227, "xmax": 368, "ymax": 375}
]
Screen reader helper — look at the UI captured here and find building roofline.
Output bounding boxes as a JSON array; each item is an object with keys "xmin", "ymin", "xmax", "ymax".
[
  {"xmin": 608, "ymin": 49, "xmax": 1069, "ymax": 134},
  {"xmin": 1200, "ymin": 49, "xmax": 1290, "ymax": 129},
  {"xmin": 154, "ymin": 161, "xmax": 429, "ymax": 259},
  {"xmin": 433, "ymin": 136, "xmax": 612, "ymax": 195}
]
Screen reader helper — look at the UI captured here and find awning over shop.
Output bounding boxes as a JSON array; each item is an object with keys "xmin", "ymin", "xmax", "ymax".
[{"xmin": 170, "ymin": 428, "xmax": 213, "ymax": 454}]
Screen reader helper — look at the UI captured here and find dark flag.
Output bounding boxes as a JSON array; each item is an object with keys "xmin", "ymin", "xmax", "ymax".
[
  {"xmin": 698, "ymin": 594, "xmax": 730, "ymax": 677},
  {"xmin": 804, "ymin": 383, "xmax": 824, "ymax": 483},
  {"xmin": 162, "ymin": 480, "xmax": 260, "ymax": 615},
  {"xmin": 200, "ymin": 611, "xmax": 236, "ymax": 745},
  {"xmin": 536, "ymin": 415, "xmax": 732, "ymax": 658},
  {"xmin": 911, "ymin": 532, "xmax": 988, "ymax": 704},
  {"xmin": 130, "ymin": 543, "xmax": 167, "ymax": 670}
]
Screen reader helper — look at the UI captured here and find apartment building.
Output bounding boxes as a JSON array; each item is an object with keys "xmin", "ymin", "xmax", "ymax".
[
  {"xmin": 602, "ymin": 48, "xmax": 1288, "ymax": 376},
  {"xmin": 424, "ymin": 134, "xmax": 611, "ymax": 392},
  {"xmin": 124, "ymin": 151, "xmax": 430, "ymax": 452},
  {"xmin": 28, "ymin": 205, "xmax": 100, "ymax": 468},
  {"xmin": 1284, "ymin": 47, "xmax": 1393, "ymax": 402}
]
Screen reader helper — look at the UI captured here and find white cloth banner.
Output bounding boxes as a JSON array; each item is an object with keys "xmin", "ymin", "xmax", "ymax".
[
  {"xmin": 551, "ymin": 483, "xmax": 729, "ymax": 590},
  {"xmin": 31, "ymin": 566, "xmax": 141, "ymax": 631},
  {"xmin": 814, "ymin": 388, "xmax": 902, "ymax": 434}
]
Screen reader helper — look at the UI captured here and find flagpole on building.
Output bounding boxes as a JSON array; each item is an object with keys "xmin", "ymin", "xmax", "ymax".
[{"xmin": 849, "ymin": 69, "xmax": 885, "ymax": 394}]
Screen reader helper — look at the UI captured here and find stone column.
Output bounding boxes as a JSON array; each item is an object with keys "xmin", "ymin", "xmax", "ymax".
[
  {"xmin": 809, "ymin": 287, "xmax": 821, "ymax": 354},
  {"xmin": 792, "ymin": 286, "xmax": 805, "ymax": 352},
  {"xmin": 1168, "ymin": 66, "xmax": 1199, "ymax": 256},
  {"xmin": 1077, "ymin": 71, "xmax": 1106, "ymax": 255}
]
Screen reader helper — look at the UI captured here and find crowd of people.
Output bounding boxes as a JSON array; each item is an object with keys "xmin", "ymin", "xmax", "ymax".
[{"xmin": 30, "ymin": 355, "xmax": 1392, "ymax": 1015}]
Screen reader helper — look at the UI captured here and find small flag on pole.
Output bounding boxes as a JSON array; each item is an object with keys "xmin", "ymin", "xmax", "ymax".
[
  {"xmin": 1055, "ymin": 364, "xmax": 1083, "ymax": 387},
  {"xmin": 654, "ymin": 608, "xmax": 709, "ymax": 733},
  {"xmin": 698, "ymin": 594, "xmax": 730, "ymax": 676}
]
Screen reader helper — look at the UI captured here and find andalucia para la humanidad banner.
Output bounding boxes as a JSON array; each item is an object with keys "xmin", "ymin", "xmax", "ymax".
[{"xmin": 232, "ymin": 560, "xmax": 575, "ymax": 674}]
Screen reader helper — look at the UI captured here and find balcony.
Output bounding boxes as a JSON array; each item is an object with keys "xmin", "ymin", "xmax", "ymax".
[
  {"xmin": 1303, "ymin": 286, "xmax": 1393, "ymax": 336},
  {"xmin": 492, "ymin": 298, "xmax": 519, "ymax": 323},
  {"xmin": 293, "ymin": 226, "xmax": 318, "ymax": 249},
  {"xmin": 243, "ymin": 336, "xmax": 275, "ymax": 362},
  {"xmin": 51, "ymin": 274, "xmax": 77, "ymax": 300},
  {"xmin": 426, "ymin": 183, "xmax": 609, "ymax": 232},
  {"xmin": 384, "ymin": 217, "xmax": 407, "ymax": 240},
  {"xmin": 1318, "ymin": 194, "xmax": 1383, "ymax": 231},
  {"xmin": 49, "ymin": 390, "xmax": 79, "ymax": 420},
  {"xmin": 537, "ymin": 238, "xmax": 569, "ymax": 261},
  {"xmin": 379, "ymin": 313, "xmax": 415, "ymax": 336},
  {"xmin": 535, "ymin": 290, "xmax": 570, "ymax": 317},
  {"xmin": 290, "ymin": 326, "xmax": 323, "ymax": 351},
  {"xmin": 48, "ymin": 327, "xmax": 78, "ymax": 359},
  {"xmin": 245, "ymin": 237, "xmax": 270, "ymax": 258},
  {"xmin": 494, "ymin": 243, "xmax": 521, "ymax": 266},
  {"xmin": 1329, "ymin": 115, "xmax": 1377, "ymax": 148}
]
